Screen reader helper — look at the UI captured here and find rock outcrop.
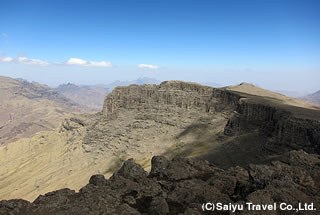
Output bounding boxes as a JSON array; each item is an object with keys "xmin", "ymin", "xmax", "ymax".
[
  {"xmin": 102, "ymin": 81, "xmax": 239, "ymax": 117},
  {"xmin": 1, "ymin": 150, "xmax": 319, "ymax": 214},
  {"xmin": 224, "ymin": 99, "xmax": 320, "ymax": 154}
]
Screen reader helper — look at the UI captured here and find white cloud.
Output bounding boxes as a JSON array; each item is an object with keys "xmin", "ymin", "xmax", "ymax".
[
  {"xmin": 66, "ymin": 58, "xmax": 112, "ymax": 67},
  {"xmin": 138, "ymin": 64, "xmax": 159, "ymax": 69},
  {"xmin": 89, "ymin": 61, "xmax": 112, "ymax": 67},
  {"xmin": 18, "ymin": 57, "xmax": 49, "ymax": 66},
  {"xmin": 0, "ymin": 57, "xmax": 13, "ymax": 62},
  {"xmin": 67, "ymin": 58, "xmax": 88, "ymax": 65}
]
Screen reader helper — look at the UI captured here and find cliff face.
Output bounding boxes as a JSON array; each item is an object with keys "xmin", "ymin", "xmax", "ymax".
[
  {"xmin": 224, "ymin": 100, "xmax": 320, "ymax": 155},
  {"xmin": 224, "ymin": 102, "xmax": 279, "ymax": 135},
  {"xmin": 274, "ymin": 118, "xmax": 320, "ymax": 153},
  {"xmin": 103, "ymin": 81, "xmax": 239, "ymax": 116}
]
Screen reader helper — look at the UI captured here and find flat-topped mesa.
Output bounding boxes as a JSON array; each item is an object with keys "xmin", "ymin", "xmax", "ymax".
[{"xmin": 102, "ymin": 80, "xmax": 240, "ymax": 116}]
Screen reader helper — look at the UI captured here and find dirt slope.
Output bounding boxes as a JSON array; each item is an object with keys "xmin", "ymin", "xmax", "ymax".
[{"xmin": 224, "ymin": 82, "xmax": 320, "ymax": 110}]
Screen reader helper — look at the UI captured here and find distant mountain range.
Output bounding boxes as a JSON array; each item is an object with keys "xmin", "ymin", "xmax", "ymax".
[
  {"xmin": 301, "ymin": 90, "xmax": 320, "ymax": 106},
  {"xmin": 274, "ymin": 90, "xmax": 309, "ymax": 98},
  {"xmin": 0, "ymin": 76, "xmax": 83, "ymax": 145},
  {"xmin": 55, "ymin": 83, "xmax": 108, "ymax": 110},
  {"xmin": 55, "ymin": 77, "xmax": 161, "ymax": 110},
  {"xmin": 93, "ymin": 77, "xmax": 161, "ymax": 90},
  {"xmin": 200, "ymin": 81, "xmax": 222, "ymax": 87}
]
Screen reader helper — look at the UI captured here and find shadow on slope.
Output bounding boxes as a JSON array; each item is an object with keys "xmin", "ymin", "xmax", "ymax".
[{"xmin": 162, "ymin": 120, "xmax": 280, "ymax": 169}]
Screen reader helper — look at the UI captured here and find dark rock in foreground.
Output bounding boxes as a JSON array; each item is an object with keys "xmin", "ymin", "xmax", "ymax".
[{"xmin": 1, "ymin": 150, "xmax": 320, "ymax": 215}]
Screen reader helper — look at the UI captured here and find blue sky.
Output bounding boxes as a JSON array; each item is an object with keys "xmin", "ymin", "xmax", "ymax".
[{"xmin": 0, "ymin": 0, "xmax": 319, "ymax": 92}]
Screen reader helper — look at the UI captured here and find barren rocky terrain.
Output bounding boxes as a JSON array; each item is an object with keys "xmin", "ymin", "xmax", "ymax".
[{"xmin": 0, "ymin": 80, "xmax": 319, "ymax": 214}]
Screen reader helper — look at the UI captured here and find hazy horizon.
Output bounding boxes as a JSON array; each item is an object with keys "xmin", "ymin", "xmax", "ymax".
[{"xmin": 1, "ymin": 0, "xmax": 319, "ymax": 93}]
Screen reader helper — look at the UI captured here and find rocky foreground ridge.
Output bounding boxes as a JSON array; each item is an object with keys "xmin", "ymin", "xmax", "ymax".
[{"xmin": 1, "ymin": 150, "xmax": 319, "ymax": 215}]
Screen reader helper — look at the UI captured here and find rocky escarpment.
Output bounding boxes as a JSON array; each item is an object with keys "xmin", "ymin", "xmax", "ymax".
[
  {"xmin": 103, "ymin": 81, "xmax": 240, "ymax": 117},
  {"xmin": 83, "ymin": 81, "xmax": 244, "ymax": 167},
  {"xmin": 102, "ymin": 80, "xmax": 320, "ymax": 164},
  {"xmin": 224, "ymin": 99, "xmax": 320, "ymax": 155},
  {"xmin": 1, "ymin": 150, "xmax": 319, "ymax": 215}
]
